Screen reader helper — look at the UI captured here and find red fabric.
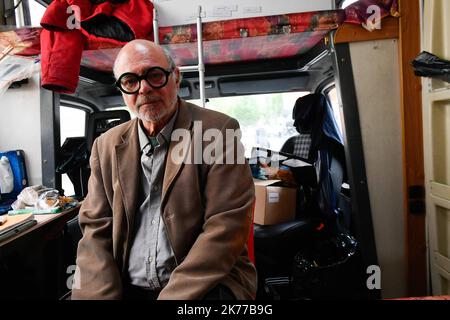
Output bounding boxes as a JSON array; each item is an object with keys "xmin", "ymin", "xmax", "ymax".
[
  {"xmin": 391, "ymin": 296, "xmax": 450, "ymax": 300},
  {"xmin": 79, "ymin": 30, "xmax": 329, "ymax": 72},
  {"xmin": 247, "ymin": 201, "xmax": 256, "ymax": 264},
  {"xmin": 41, "ymin": 0, "xmax": 76, "ymax": 30},
  {"xmin": 40, "ymin": 29, "xmax": 84, "ymax": 93},
  {"xmin": 78, "ymin": 0, "xmax": 155, "ymax": 46},
  {"xmin": 11, "ymin": 9, "xmax": 343, "ymax": 73},
  {"xmin": 345, "ymin": 0, "xmax": 399, "ymax": 25},
  {"xmin": 40, "ymin": 0, "xmax": 154, "ymax": 93},
  {"xmin": 104, "ymin": 1, "xmax": 155, "ymax": 44},
  {"xmin": 35, "ymin": 7, "xmax": 344, "ymax": 79},
  {"xmin": 159, "ymin": 10, "xmax": 344, "ymax": 44},
  {"xmin": 40, "ymin": 0, "xmax": 85, "ymax": 93}
]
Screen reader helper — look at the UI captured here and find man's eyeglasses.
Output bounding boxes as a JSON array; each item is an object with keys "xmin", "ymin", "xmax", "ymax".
[{"xmin": 115, "ymin": 67, "xmax": 173, "ymax": 94}]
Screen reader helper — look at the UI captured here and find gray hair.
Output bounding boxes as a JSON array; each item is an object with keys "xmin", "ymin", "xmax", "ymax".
[
  {"xmin": 163, "ymin": 48, "xmax": 176, "ymax": 71},
  {"xmin": 163, "ymin": 47, "xmax": 182, "ymax": 83}
]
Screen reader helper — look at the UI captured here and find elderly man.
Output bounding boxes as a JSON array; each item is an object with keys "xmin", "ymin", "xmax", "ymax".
[{"xmin": 71, "ymin": 40, "xmax": 256, "ymax": 300}]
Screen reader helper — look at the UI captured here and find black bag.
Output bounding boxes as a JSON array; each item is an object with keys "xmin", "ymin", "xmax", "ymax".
[
  {"xmin": 411, "ymin": 51, "xmax": 450, "ymax": 83},
  {"xmin": 291, "ymin": 232, "xmax": 367, "ymax": 300}
]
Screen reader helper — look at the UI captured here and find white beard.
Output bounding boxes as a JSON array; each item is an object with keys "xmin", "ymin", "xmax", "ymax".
[{"xmin": 137, "ymin": 108, "xmax": 166, "ymax": 122}]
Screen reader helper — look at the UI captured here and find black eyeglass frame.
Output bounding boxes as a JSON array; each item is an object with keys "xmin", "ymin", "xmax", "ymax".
[{"xmin": 115, "ymin": 66, "xmax": 174, "ymax": 94}]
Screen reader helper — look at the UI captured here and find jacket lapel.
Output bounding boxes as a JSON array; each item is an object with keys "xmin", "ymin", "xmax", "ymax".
[
  {"xmin": 115, "ymin": 119, "xmax": 140, "ymax": 229},
  {"xmin": 162, "ymin": 101, "xmax": 193, "ymax": 208}
]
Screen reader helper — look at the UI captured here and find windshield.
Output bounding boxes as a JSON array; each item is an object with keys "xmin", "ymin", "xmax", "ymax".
[{"xmin": 189, "ymin": 92, "xmax": 310, "ymax": 158}]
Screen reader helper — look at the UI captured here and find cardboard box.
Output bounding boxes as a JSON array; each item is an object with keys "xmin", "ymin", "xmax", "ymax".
[{"xmin": 253, "ymin": 179, "xmax": 296, "ymax": 225}]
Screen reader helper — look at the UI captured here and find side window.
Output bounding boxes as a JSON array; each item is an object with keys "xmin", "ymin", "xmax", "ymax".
[
  {"xmin": 29, "ymin": 0, "xmax": 46, "ymax": 26},
  {"xmin": 341, "ymin": 0, "xmax": 359, "ymax": 8},
  {"xmin": 60, "ymin": 107, "xmax": 86, "ymax": 145},
  {"xmin": 327, "ymin": 87, "xmax": 345, "ymax": 138},
  {"xmin": 59, "ymin": 106, "xmax": 87, "ymax": 196}
]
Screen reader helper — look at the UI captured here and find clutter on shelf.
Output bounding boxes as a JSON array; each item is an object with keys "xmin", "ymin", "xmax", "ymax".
[{"xmin": 9, "ymin": 185, "xmax": 78, "ymax": 215}]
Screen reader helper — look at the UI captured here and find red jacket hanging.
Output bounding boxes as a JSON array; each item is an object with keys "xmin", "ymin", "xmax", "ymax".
[{"xmin": 40, "ymin": 0, "xmax": 154, "ymax": 94}]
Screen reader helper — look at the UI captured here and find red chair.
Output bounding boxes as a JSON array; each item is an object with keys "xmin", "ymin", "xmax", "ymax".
[{"xmin": 247, "ymin": 201, "xmax": 255, "ymax": 264}]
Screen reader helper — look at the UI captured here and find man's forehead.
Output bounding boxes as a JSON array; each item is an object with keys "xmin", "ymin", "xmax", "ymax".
[
  {"xmin": 116, "ymin": 49, "xmax": 168, "ymax": 75},
  {"xmin": 133, "ymin": 42, "xmax": 151, "ymax": 54}
]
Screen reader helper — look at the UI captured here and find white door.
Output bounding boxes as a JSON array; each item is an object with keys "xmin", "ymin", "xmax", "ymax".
[{"xmin": 422, "ymin": 0, "xmax": 450, "ymax": 295}]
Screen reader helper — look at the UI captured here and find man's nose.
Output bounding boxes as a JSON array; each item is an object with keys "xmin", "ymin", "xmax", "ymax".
[{"xmin": 139, "ymin": 78, "xmax": 153, "ymax": 95}]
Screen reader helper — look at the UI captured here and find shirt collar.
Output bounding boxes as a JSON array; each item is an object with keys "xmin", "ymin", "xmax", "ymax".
[{"xmin": 138, "ymin": 105, "xmax": 179, "ymax": 153}]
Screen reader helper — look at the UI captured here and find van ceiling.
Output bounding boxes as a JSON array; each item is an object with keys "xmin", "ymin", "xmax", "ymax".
[
  {"xmin": 35, "ymin": 1, "xmax": 338, "ymax": 109},
  {"xmin": 69, "ymin": 39, "xmax": 334, "ymax": 111}
]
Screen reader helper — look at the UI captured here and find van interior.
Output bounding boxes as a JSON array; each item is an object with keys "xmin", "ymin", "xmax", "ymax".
[{"xmin": 1, "ymin": 0, "xmax": 448, "ymax": 301}]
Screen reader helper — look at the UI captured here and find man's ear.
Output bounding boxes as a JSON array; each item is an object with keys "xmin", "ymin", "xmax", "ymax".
[{"xmin": 174, "ymin": 67, "xmax": 181, "ymax": 87}]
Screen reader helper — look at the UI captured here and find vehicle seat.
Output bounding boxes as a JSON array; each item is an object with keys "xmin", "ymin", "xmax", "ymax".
[
  {"xmin": 292, "ymin": 93, "xmax": 346, "ymax": 220},
  {"xmin": 254, "ymin": 93, "xmax": 347, "ymax": 299},
  {"xmin": 57, "ymin": 110, "xmax": 131, "ymax": 199},
  {"xmin": 86, "ymin": 110, "xmax": 131, "ymax": 154}
]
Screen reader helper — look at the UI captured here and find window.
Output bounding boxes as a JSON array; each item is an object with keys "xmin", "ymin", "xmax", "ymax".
[
  {"xmin": 60, "ymin": 106, "xmax": 87, "ymax": 196},
  {"xmin": 60, "ymin": 106, "xmax": 86, "ymax": 145},
  {"xmin": 341, "ymin": 0, "xmax": 358, "ymax": 8},
  {"xmin": 327, "ymin": 87, "xmax": 344, "ymax": 138},
  {"xmin": 29, "ymin": 0, "xmax": 46, "ymax": 27},
  {"xmin": 190, "ymin": 92, "xmax": 309, "ymax": 158}
]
